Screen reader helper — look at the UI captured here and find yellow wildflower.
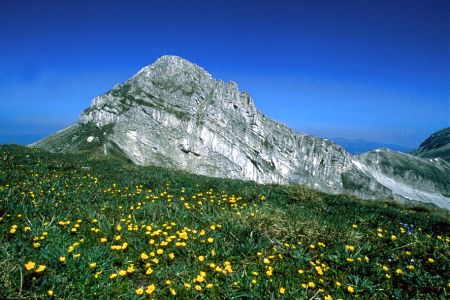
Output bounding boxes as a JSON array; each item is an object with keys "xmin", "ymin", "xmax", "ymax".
[
  {"xmin": 146, "ymin": 284, "xmax": 156, "ymax": 294},
  {"xmin": 127, "ymin": 264, "xmax": 135, "ymax": 273},
  {"xmin": 35, "ymin": 265, "xmax": 46, "ymax": 273},
  {"xmin": 94, "ymin": 271, "xmax": 102, "ymax": 279},
  {"xmin": 24, "ymin": 261, "xmax": 35, "ymax": 271},
  {"xmin": 224, "ymin": 263, "xmax": 233, "ymax": 273},
  {"xmin": 135, "ymin": 288, "xmax": 144, "ymax": 295},
  {"xmin": 345, "ymin": 245, "xmax": 355, "ymax": 252}
]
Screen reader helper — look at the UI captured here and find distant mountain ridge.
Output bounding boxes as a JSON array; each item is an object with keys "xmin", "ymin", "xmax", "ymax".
[
  {"xmin": 330, "ymin": 137, "xmax": 413, "ymax": 155},
  {"xmin": 414, "ymin": 127, "xmax": 450, "ymax": 163},
  {"xmin": 31, "ymin": 55, "xmax": 450, "ymax": 209}
]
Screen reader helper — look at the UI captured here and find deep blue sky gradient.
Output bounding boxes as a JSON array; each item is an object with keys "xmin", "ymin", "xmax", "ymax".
[{"xmin": 0, "ymin": 0, "xmax": 448, "ymax": 147}]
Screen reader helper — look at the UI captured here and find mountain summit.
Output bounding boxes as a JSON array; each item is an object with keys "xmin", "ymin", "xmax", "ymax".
[{"xmin": 32, "ymin": 56, "xmax": 450, "ymax": 209}]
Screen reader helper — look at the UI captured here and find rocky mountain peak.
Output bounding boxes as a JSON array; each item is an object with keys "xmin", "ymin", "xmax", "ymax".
[
  {"xmin": 133, "ymin": 55, "xmax": 213, "ymax": 82},
  {"xmin": 32, "ymin": 56, "xmax": 450, "ymax": 209}
]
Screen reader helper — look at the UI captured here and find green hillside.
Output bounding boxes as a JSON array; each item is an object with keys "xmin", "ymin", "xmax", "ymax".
[{"xmin": 0, "ymin": 145, "xmax": 449, "ymax": 299}]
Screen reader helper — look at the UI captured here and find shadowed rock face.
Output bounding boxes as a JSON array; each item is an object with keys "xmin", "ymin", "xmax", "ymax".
[
  {"xmin": 32, "ymin": 56, "xmax": 450, "ymax": 209},
  {"xmin": 415, "ymin": 127, "xmax": 450, "ymax": 163}
]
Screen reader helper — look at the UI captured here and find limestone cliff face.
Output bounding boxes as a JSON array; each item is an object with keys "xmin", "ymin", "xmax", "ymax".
[{"xmin": 32, "ymin": 56, "xmax": 450, "ymax": 209}]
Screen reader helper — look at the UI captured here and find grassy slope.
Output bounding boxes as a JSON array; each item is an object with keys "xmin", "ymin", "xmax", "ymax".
[{"xmin": 0, "ymin": 145, "xmax": 449, "ymax": 299}]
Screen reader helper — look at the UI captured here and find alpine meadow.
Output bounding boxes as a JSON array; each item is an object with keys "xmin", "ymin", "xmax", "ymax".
[{"xmin": 0, "ymin": 144, "xmax": 449, "ymax": 299}]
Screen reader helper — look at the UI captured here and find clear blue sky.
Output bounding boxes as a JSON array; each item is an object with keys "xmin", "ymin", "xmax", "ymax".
[{"xmin": 0, "ymin": 0, "xmax": 448, "ymax": 148}]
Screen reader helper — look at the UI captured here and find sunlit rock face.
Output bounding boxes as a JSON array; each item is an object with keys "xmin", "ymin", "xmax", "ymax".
[
  {"xmin": 33, "ymin": 56, "xmax": 450, "ymax": 209},
  {"xmin": 78, "ymin": 56, "xmax": 355, "ymax": 189}
]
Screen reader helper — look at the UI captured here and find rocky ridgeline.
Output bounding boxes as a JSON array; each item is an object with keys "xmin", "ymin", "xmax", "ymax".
[
  {"xmin": 415, "ymin": 127, "xmax": 450, "ymax": 163},
  {"xmin": 33, "ymin": 56, "xmax": 450, "ymax": 209}
]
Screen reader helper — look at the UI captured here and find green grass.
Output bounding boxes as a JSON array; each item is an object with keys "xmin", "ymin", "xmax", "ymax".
[{"xmin": 0, "ymin": 144, "xmax": 449, "ymax": 299}]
